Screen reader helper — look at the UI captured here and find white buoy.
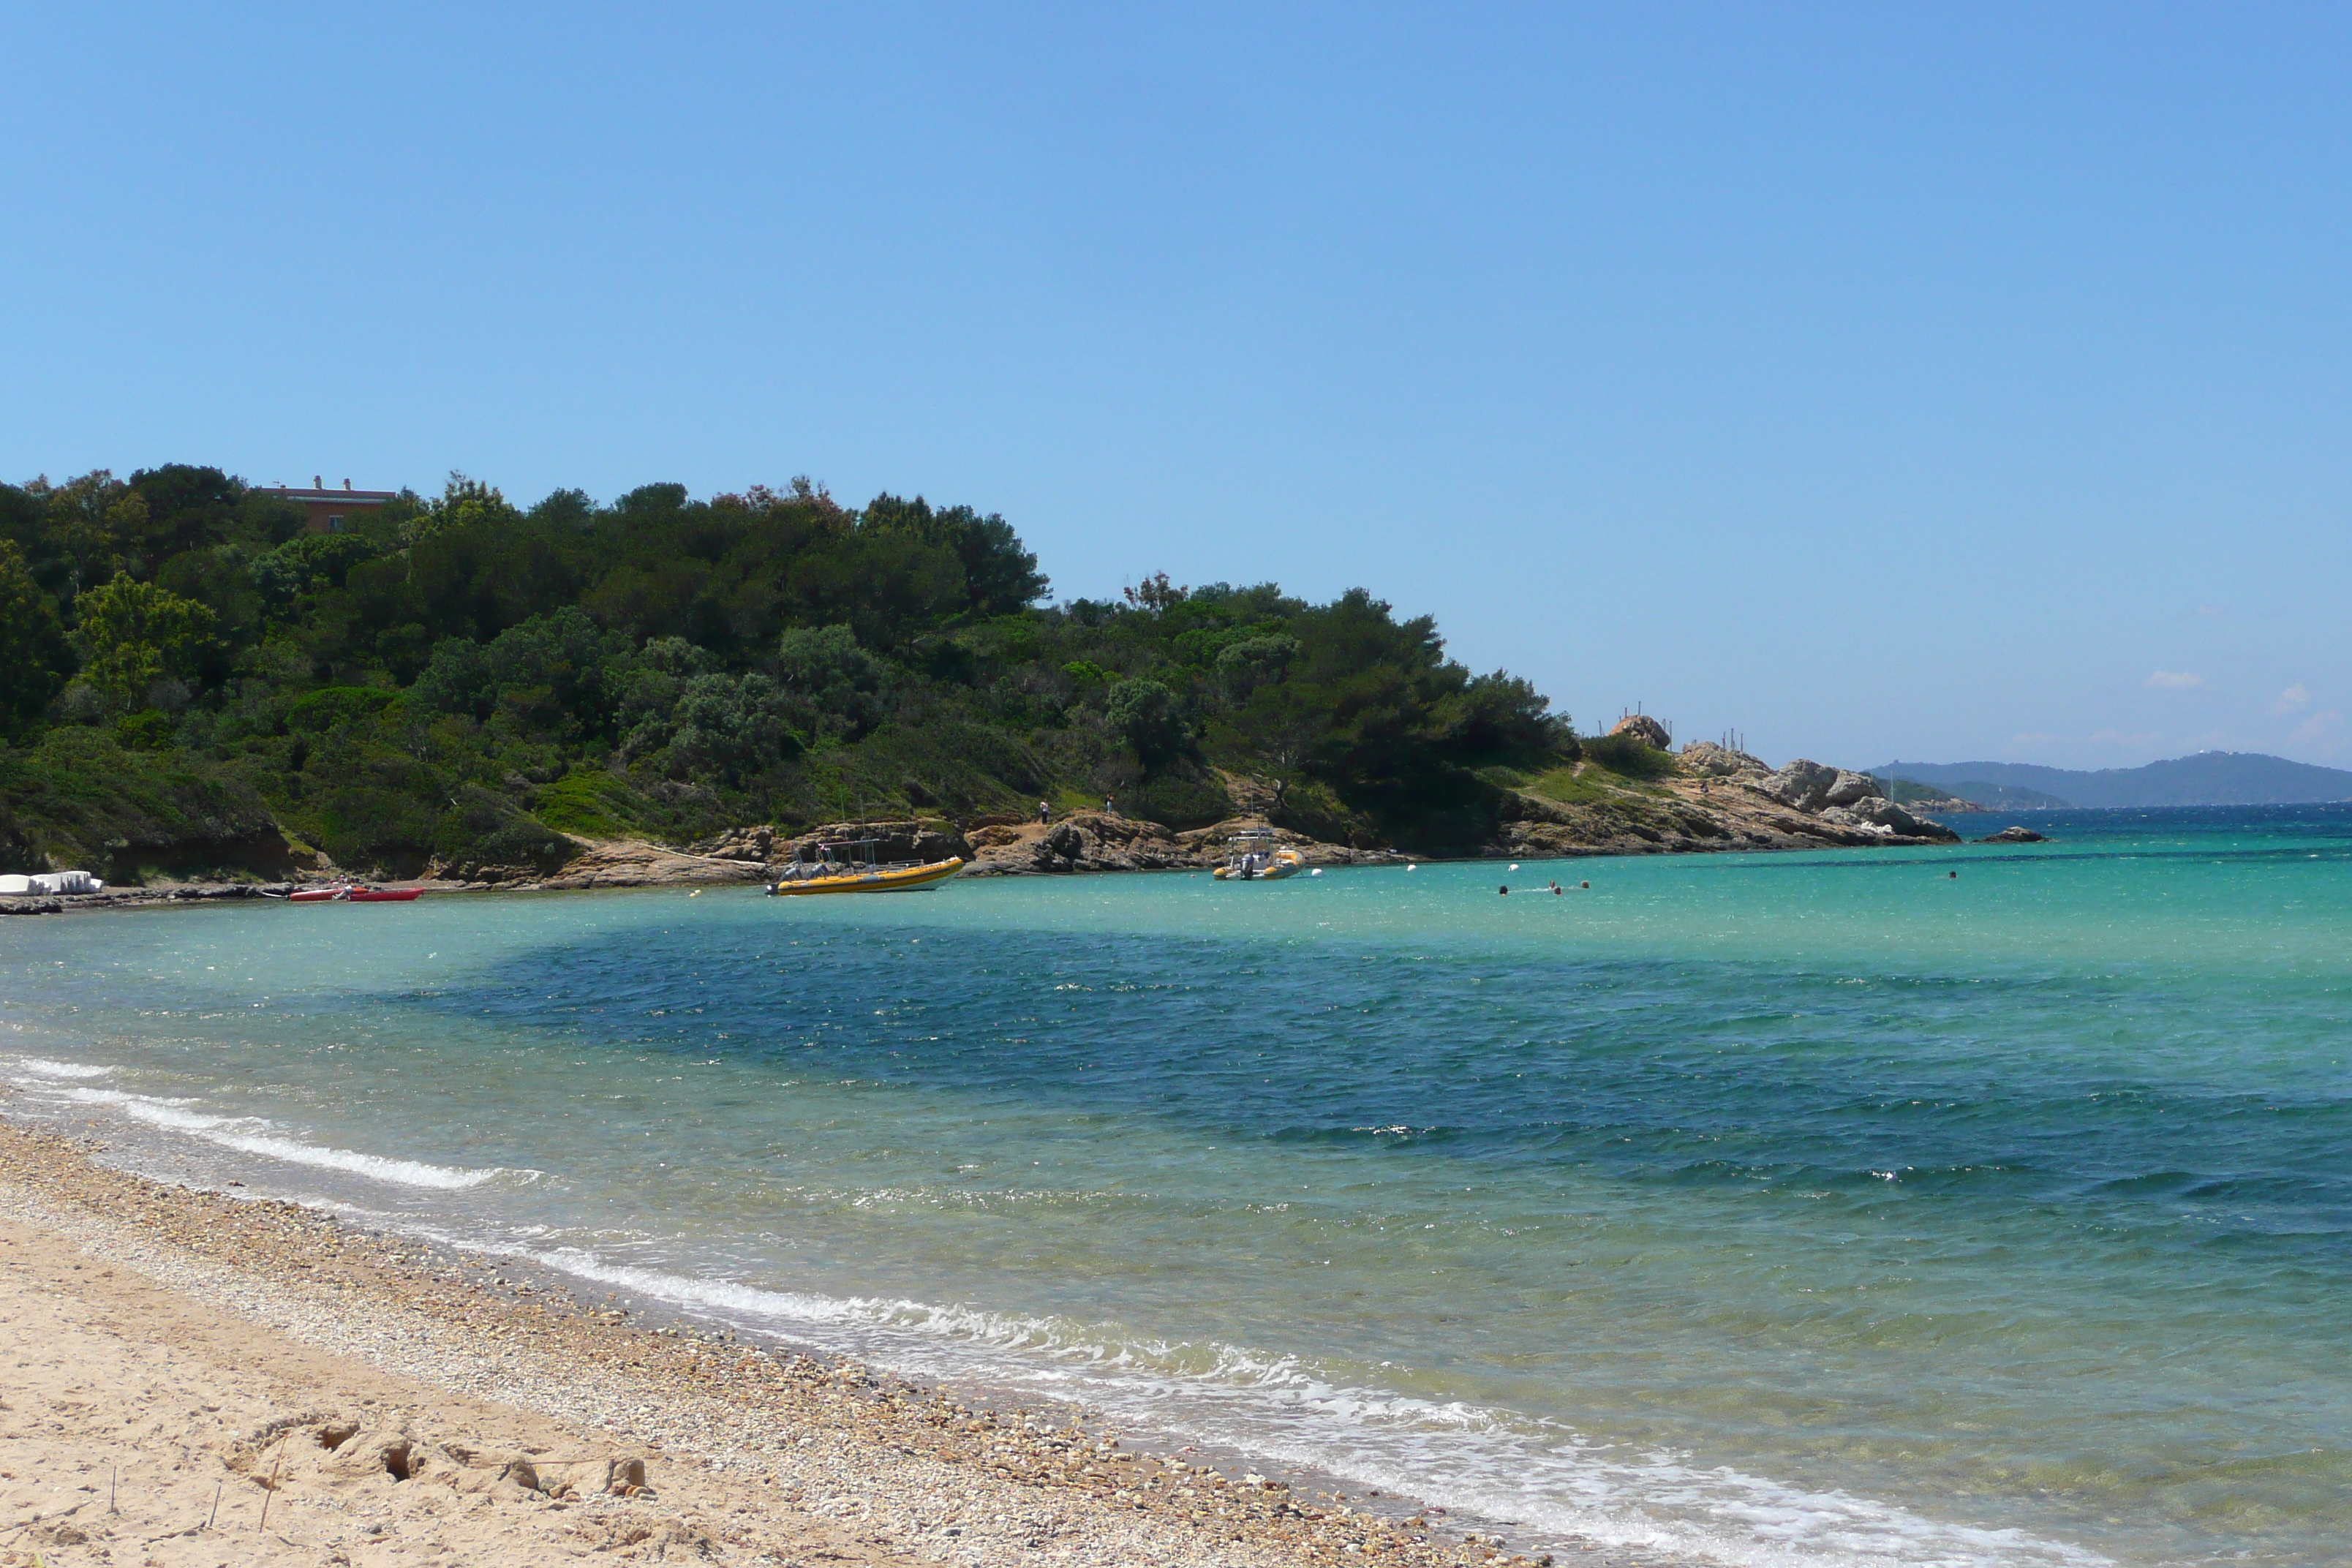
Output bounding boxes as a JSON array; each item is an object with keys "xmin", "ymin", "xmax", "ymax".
[
  {"xmin": 1406, "ymin": 863, "xmax": 1418, "ymax": 871},
  {"xmin": 1309, "ymin": 867, "xmax": 1323, "ymax": 876},
  {"xmin": 1509, "ymin": 863, "xmax": 1520, "ymax": 871}
]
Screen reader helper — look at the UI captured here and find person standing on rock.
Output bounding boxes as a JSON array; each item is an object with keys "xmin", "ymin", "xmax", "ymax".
[
  {"xmin": 1038, "ymin": 800, "xmax": 1050, "ymax": 824},
  {"xmin": 1104, "ymin": 795, "xmax": 1117, "ymax": 817}
]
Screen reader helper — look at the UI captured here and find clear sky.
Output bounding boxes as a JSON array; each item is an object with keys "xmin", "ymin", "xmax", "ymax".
[{"xmin": 7, "ymin": 4, "xmax": 2348, "ymax": 770}]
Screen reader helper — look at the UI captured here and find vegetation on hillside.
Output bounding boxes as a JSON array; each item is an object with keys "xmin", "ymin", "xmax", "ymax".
[{"xmin": 0, "ymin": 467, "xmax": 1575, "ymax": 880}]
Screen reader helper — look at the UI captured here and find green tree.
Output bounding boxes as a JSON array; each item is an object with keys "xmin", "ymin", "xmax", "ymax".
[
  {"xmin": 776, "ymin": 623, "xmax": 887, "ymax": 738},
  {"xmin": 42, "ymin": 470, "xmax": 147, "ymax": 593},
  {"xmin": 69, "ymin": 573, "xmax": 219, "ymax": 709},
  {"xmin": 862, "ymin": 493, "xmax": 1049, "ymax": 615},
  {"xmin": 666, "ymin": 674, "xmax": 803, "ymax": 785},
  {"xmin": 0, "ymin": 540, "xmax": 72, "ymax": 735},
  {"xmin": 1105, "ymin": 677, "xmax": 1184, "ymax": 763}
]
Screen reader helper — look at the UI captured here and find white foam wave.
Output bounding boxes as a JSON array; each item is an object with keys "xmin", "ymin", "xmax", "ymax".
[
  {"xmin": 12, "ymin": 1056, "xmax": 116, "ymax": 1080},
  {"xmin": 402, "ymin": 1237, "xmax": 2106, "ymax": 1568},
  {"xmin": 18, "ymin": 1067, "xmax": 2104, "ymax": 1567},
  {"xmin": 56, "ymin": 1087, "xmax": 527, "ymax": 1191}
]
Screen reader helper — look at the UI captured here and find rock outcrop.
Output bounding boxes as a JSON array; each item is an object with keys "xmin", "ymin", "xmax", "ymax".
[
  {"xmin": 1821, "ymin": 770, "xmax": 1882, "ymax": 809},
  {"xmin": 765, "ymin": 820, "xmax": 973, "ymax": 868},
  {"xmin": 1609, "ymin": 714, "xmax": 1672, "ymax": 749},
  {"xmin": 1820, "ymin": 798, "xmax": 1935, "ymax": 836},
  {"xmin": 1976, "ymin": 825, "xmax": 2048, "ymax": 843},
  {"xmin": 1678, "ymin": 742, "xmax": 1771, "ymax": 780},
  {"xmin": 1497, "ymin": 744, "xmax": 1961, "ymax": 856},
  {"xmin": 525, "ymin": 840, "xmax": 771, "ymax": 891},
  {"xmin": 961, "ymin": 813, "xmax": 1402, "ymax": 877},
  {"xmin": 964, "ymin": 813, "xmax": 1195, "ymax": 875},
  {"xmin": 1756, "ymin": 758, "xmax": 1840, "ymax": 811}
]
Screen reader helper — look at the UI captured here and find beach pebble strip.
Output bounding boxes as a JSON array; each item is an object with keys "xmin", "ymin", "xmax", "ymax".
[{"xmin": 0, "ymin": 1126, "xmax": 1662, "ymax": 1568}]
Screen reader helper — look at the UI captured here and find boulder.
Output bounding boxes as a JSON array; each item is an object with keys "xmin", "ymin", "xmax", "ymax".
[
  {"xmin": 1976, "ymin": 825, "xmax": 2048, "ymax": 843},
  {"xmin": 1757, "ymin": 758, "xmax": 1841, "ymax": 812},
  {"xmin": 1820, "ymin": 771, "xmax": 1881, "ymax": 809},
  {"xmin": 1609, "ymin": 714, "xmax": 1672, "ymax": 749}
]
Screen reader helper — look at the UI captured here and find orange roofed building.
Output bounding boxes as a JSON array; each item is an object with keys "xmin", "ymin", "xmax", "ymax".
[{"xmin": 257, "ymin": 475, "xmax": 399, "ymax": 534}]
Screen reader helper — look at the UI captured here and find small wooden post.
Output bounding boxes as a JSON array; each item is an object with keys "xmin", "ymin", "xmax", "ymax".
[{"xmin": 257, "ymin": 1433, "xmax": 288, "ymax": 1529}]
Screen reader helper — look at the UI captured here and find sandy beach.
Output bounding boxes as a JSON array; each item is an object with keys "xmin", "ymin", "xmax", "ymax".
[{"xmin": 0, "ymin": 1123, "xmax": 1576, "ymax": 1568}]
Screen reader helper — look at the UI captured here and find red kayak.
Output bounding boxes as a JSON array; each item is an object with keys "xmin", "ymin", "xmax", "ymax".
[{"xmin": 287, "ymin": 884, "xmax": 422, "ymax": 902}]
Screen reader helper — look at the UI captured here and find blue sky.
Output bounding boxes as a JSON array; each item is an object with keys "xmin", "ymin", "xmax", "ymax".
[{"xmin": 6, "ymin": 4, "xmax": 2348, "ymax": 769}]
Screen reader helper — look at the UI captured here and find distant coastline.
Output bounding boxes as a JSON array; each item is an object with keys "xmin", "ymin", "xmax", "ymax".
[{"xmin": 1872, "ymin": 751, "xmax": 2352, "ymax": 810}]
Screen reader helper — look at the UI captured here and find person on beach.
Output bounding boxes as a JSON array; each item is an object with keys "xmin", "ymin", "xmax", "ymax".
[{"xmin": 1038, "ymin": 800, "xmax": 1050, "ymax": 824}]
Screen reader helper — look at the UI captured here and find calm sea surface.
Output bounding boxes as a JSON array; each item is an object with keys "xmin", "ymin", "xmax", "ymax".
[{"xmin": 6, "ymin": 805, "xmax": 2350, "ymax": 1568}]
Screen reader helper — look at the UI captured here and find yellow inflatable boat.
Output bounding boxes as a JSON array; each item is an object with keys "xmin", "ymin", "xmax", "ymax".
[{"xmin": 766, "ymin": 837, "xmax": 966, "ymax": 897}]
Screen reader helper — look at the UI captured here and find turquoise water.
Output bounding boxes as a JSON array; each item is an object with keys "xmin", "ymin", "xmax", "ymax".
[{"xmin": 6, "ymin": 807, "xmax": 2350, "ymax": 1567}]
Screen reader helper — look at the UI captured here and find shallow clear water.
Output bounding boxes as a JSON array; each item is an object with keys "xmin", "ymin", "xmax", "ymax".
[{"xmin": 6, "ymin": 805, "xmax": 2350, "ymax": 1568}]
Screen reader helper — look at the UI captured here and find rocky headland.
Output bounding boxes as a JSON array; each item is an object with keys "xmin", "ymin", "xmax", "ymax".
[
  {"xmin": 502, "ymin": 728, "xmax": 1961, "ymax": 885},
  {"xmin": 0, "ymin": 728, "xmax": 1975, "ymax": 912},
  {"xmin": 1492, "ymin": 729, "xmax": 1960, "ymax": 859}
]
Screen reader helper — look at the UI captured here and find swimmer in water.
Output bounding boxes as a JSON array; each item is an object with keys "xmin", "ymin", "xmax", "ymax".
[{"xmin": 1498, "ymin": 884, "xmax": 1509, "ymax": 895}]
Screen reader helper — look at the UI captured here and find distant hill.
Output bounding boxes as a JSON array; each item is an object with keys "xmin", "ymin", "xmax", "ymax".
[
  {"xmin": 1880, "ymin": 775, "xmax": 2070, "ymax": 810},
  {"xmin": 1867, "ymin": 753, "xmax": 2352, "ymax": 810}
]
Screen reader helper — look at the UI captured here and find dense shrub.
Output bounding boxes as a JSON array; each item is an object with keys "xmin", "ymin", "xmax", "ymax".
[
  {"xmin": 0, "ymin": 465, "xmax": 1578, "ymax": 870},
  {"xmin": 1580, "ymin": 731, "xmax": 1676, "ymax": 779},
  {"xmin": 286, "ymin": 686, "xmax": 398, "ymax": 732}
]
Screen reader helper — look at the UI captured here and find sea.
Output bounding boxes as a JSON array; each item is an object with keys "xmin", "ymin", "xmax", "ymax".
[{"xmin": 4, "ymin": 803, "xmax": 2349, "ymax": 1568}]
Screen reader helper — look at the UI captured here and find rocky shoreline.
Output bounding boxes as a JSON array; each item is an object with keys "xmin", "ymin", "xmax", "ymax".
[
  {"xmin": 0, "ymin": 736, "xmax": 2021, "ymax": 914},
  {"xmin": 1496, "ymin": 742, "xmax": 1964, "ymax": 860},
  {"xmin": 0, "ymin": 1121, "xmax": 1670, "ymax": 1567}
]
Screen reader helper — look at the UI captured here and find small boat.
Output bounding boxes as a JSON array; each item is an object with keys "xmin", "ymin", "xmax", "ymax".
[
  {"xmin": 287, "ymin": 884, "xmax": 423, "ymax": 902},
  {"xmin": 1212, "ymin": 828, "xmax": 1305, "ymax": 881},
  {"xmin": 766, "ymin": 837, "xmax": 965, "ymax": 897}
]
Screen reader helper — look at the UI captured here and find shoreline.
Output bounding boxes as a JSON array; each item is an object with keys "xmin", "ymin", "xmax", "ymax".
[
  {"xmin": 0, "ymin": 1121, "xmax": 1663, "ymax": 1568},
  {"xmin": 0, "ymin": 812, "xmax": 1991, "ymax": 918},
  {"xmin": 4, "ymin": 752, "xmax": 1995, "ymax": 911}
]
